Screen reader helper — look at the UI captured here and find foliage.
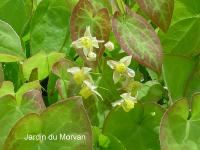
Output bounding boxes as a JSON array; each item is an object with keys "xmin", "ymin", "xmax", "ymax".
[{"xmin": 0, "ymin": 0, "xmax": 200, "ymax": 149}]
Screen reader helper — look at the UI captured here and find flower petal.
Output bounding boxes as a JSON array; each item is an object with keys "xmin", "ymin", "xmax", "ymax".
[
  {"xmin": 67, "ymin": 67, "xmax": 80, "ymax": 74},
  {"xmin": 71, "ymin": 39, "xmax": 83, "ymax": 49},
  {"xmin": 120, "ymin": 56, "xmax": 132, "ymax": 66},
  {"xmin": 113, "ymin": 71, "xmax": 121, "ymax": 83},
  {"xmin": 87, "ymin": 51, "xmax": 96, "ymax": 61},
  {"xmin": 127, "ymin": 68, "xmax": 135, "ymax": 77},
  {"xmin": 105, "ymin": 41, "xmax": 114, "ymax": 51},
  {"xmin": 84, "ymin": 26, "xmax": 92, "ymax": 37},
  {"xmin": 111, "ymin": 99, "xmax": 123, "ymax": 107},
  {"xmin": 107, "ymin": 60, "xmax": 118, "ymax": 69},
  {"xmin": 82, "ymin": 67, "xmax": 92, "ymax": 74}
]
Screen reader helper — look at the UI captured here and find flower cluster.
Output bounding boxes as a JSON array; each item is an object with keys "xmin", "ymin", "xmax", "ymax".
[
  {"xmin": 107, "ymin": 56, "xmax": 137, "ymax": 112},
  {"xmin": 71, "ymin": 26, "xmax": 137, "ymax": 112}
]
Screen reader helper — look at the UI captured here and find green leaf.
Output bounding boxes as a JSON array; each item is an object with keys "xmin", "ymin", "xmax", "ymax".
[
  {"xmin": 160, "ymin": 93, "xmax": 200, "ymax": 150},
  {"xmin": 23, "ymin": 52, "xmax": 65, "ymax": 80},
  {"xmin": 135, "ymin": 0, "xmax": 174, "ymax": 32},
  {"xmin": 0, "ymin": 81, "xmax": 15, "ymax": 97},
  {"xmin": 112, "ymin": 8, "xmax": 163, "ymax": 73},
  {"xmin": 137, "ymin": 81, "xmax": 163, "ymax": 102},
  {"xmin": 103, "ymin": 103, "xmax": 164, "ymax": 150},
  {"xmin": 30, "ymin": 0, "xmax": 70, "ymax": 55},
  {"xmin": 70, "ymin": 0, "xmax": 111, "ymax": 62},
  {"xmin": 16, "ymin": 80, "xmax": 41, "ymax": 105},
  {"xmin": 159, "ymin": 17, "xmax": 200, "ymax": 56},
  {"xmin": 0, "ymin": 20, "xmax": 25, "ymax": 62},
  {"xmin": 4, "ymin": 97, "xmax": 92, "ymax": 150},
  {"xmin": 0, "ymin": 0, "xmax": 33, "ymax": 36},
  {"xmin": 172, "ymin": 0, "xmax": 200, "ymax": 23},
  {"xmin": 0, "ymin": 87, "xmax": 45, "ymax": 149},
  {"xmin": 163, "ymin": 55, "xmax": 198, "ymax": 101},
  {"xmin": 102, "ymin": 134, "xmax": 126, "ymax": 150}
]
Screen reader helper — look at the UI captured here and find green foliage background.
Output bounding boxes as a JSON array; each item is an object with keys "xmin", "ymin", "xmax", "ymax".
[{"xmin": 0, "ymin": 0, "xmax": 200, "ymax": 149}]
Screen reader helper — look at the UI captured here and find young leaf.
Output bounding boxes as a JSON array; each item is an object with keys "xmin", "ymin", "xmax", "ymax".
[
  {"xmin": 23, "ymin": 52, "xmax": 65, "ymax": 81},
  {"xmin": 135, "ymin": 0, "xmax": 174, "ymax": 32},
  {"xmin": 112, "ymin": 8, "xmax": 163, "ymax": 73},
  {"xmin": 0, "ymin": 20, "xmax": 25, "ymax": 62},
  {"xmin": 160, "ymin": 93, "xmax": 200, "ymax": 149},
  {"xmin": 70, "ymin": 0, "xmax": 111, "ymax": 62},
  {"xmin": 4, "ymin": 97, "xmax": 92, "ymax": 150}
]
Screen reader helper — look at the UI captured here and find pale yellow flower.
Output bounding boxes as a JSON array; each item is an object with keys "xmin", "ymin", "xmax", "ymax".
[
  {"xmin": 107, "ymin": 56, "xmax": 135, "ymax": 83},
  {"xmin": 79, "ymin": 80, "xmax": 102, "ymax": 100},
  {"xmin": 67, "ymin": 67, "xmax": 91, "ymax": 85},
  {"xmin": 112, "ymin": 93, "xmax": 137, "ymax": 112},
  {"xmin": 71, "ymin": 26, "xmax": 104, "ymax": 61}
]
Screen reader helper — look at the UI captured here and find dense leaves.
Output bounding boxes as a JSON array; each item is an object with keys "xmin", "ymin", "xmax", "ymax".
[{"xmin": 1, "ymin": 0, "xmax": 200, "ymax": 149}]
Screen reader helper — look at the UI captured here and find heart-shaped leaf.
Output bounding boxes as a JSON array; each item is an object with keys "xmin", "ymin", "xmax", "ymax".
[
  {"xmin": 135, "ymin": 0, "xmax": 174, "ymax": 32},
  {"xmin": 0, "ymin": 81, "xmax": 44, "ymax": 149},
  {"xmin": 4, "ymin": 97, "xmax": 92, "ymax": 150},
  {"xmin": 0, "ymin": 20, "xmax": 25, "ymax": 62},
  {"xmin": 0, "ymin": 0, "xmax": 33, "ymax": 36},
  {"xmin": 30, "ymin": 0, "xmax": 70, "ymax": 55},
  {"xmin": 103, "ymin": 103, "xmax": 164, "ymax": 150},
  {"xmin": 70, "ymin": 0, "xmax": 111, "ymax": 62},
  {"xmin": 160, "ymin": 93, "xmax": 200, "ymax": 150},
  {"xmin": 112, "ymin": 8, "xmax": 163, "ymax": 73}
]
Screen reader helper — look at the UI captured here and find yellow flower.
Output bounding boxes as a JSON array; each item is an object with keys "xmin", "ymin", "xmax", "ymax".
[
  {"xmin": 112, "ymin": 93, "xmax": 137, "ymax": 112},
  {"xmin": 71, "ymin": 26, "xmax": 104, "ymax": 61},
  {"xmin": 67, "ymin": 67, "xmax": 91, "ymax": 85},
  {"xmin": 79, "ymin": 80, "xmax": 102, "ymax": 100},
  {"xmin": 107, "ymin": 56, "xmax": 135, "ymax": 83}
]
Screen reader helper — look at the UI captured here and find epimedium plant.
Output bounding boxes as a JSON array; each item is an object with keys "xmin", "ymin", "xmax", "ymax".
[{"xmin": 0, "ymin": 0, "xmax": 200, "ymax": 149}]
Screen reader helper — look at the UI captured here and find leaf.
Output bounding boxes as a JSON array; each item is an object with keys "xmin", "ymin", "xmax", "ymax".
[
  {"xmin": 4, "ymin": 97, "xmax": 92, "ymax": 150},
  {"xmin": 70, "ymin": 0, "xmax": 111, "ymax": 62},
  {"xmin": 0, "ymin": 0, "xmax": 33, "ymax": 36},
  {"xmin": 0, "ymin": 82, "xmax": 44, "ymax": 149},
  {"xmin": 103, "ymin": 103, "xmax": 164, "ymax": 150},
  {"xmin": 23, "ymin": 52, "xmax": 65, "ymax": 80},
  {"xmin": 98, "ymin": 60, "xmax": 121, "ymax": 103},
  {"xmin": 3, "ymin": 62, "xmax": 24, "ymax": 90},
  {"xmin": 135, "ymin": 0, "xmax": 174, "ymax": 32},
  {"xmin": 160, "ymin": 93, "xmax": 200, "ymax": 150},
  {"xmin": 137, "ymin": 81, "xmax": 163, "ymax": 102},
  {"xmin": 0, "ymin": 20, "xmax": 25, "ymax": 62},
  {"xmin": 159, "ymin": 17, "xmax": 200, "ymax": 57},
  {"xmin": 52, "ymin": 59, "xmax": 74, "ymax": 79},
  {"xmin": 163, "ymin": 55, "xmax": 197, "ymax": 101},
  {"xmin": 112, "ymin": 8, "xmax": 163, "ymax": 73},
  {"xmin": 172, "ymin": 0, "xmax": 200, "ymax": 23},
  {"xmin": 30, "ymin": 0, "xmax": 70, "ymax": 55},
  {"xmin": 0, "ymin": 81, "xmax": 15, "ymax": 97}
]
